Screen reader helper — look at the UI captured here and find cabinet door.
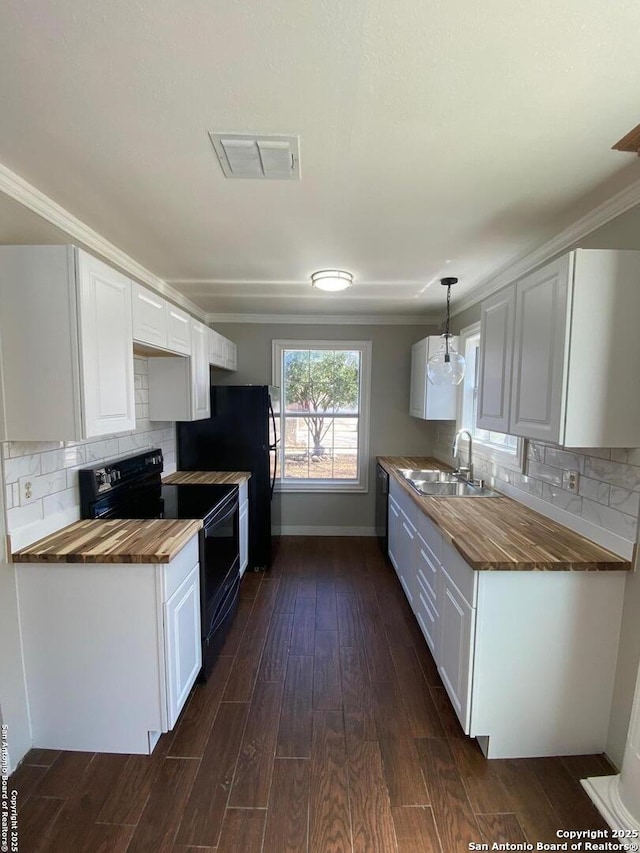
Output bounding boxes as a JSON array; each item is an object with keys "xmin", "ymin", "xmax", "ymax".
[
  {"xmin": 76, "ymin": 249, "xmax": 136, "ymax": 437},
  {"xmin": 438, "ymin": 567, "xmax": 476, "ymax": 733},
  {"xmin": 398, "ymin": 510, "xmax": 416, "ymax": 607},
  {"xmin": 410, "ymin": 339, "xmax": 428, "ymax": 418},
  {"xmin": 209, "ymin": 329, "xmax": 225, "ymax": 366},
  {"xmin": 510, "ymin": 256, "xmax": 571, "ymax": 443},
  {"xmin": 477, "ymin": 285, "xmax": 515, "ymax": 433},
  {"xmin": 388, "ymin": 495, "xmax": 401, "ymax": 573},
  {"xmin": 190, "ymin": 320, "xmax": 211, "ymax": 420},
  {"xmin": 167, "ymin": 305, "xmax": 191, "ymax": 355},
  {"xmin": 164, "ymin": 565, "xmax": 202, "ymax": 729},
  {"xmin": 239, "ymin": 498, "xmax": 249, "ymax": 577},
  {"xmin": 132, "ymin": 282, "xmax": 168, "ymax": 349},
  {"xmin": 224, "ymin": 339, "xmax": 237, "ymax": 371}
]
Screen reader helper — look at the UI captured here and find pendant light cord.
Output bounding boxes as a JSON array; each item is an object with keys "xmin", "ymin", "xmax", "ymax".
[{"xmin": 444, "ymin": 283, "xmax": 451, "ymax": 363}]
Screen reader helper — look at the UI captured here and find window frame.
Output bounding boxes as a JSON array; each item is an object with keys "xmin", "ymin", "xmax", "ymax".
[
  {"xmin": 272, "ymin": 339, "xmax": 372, "ymax": 493},
  {"xmin": 456, "ymin": 322, "xmax": 526, "ymax": 473}
]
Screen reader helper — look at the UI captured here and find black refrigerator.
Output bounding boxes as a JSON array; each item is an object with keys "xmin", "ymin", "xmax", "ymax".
[{"xmin": 176, "ymin": 385, "xmax": 279, "ymax": 569}]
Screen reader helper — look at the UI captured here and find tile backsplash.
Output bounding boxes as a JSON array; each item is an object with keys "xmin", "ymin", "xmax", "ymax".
[
  {"xmin": 434, "ymin": 422, "xmax": 640, "ymax": 549},
  {"xmin": 2, "ymin": 357, "xmax": 176, "ymax": 547}
]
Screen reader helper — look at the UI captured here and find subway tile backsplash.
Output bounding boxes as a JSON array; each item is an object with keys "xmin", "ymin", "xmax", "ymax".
[
  {"xmin": 434, "ymin": 423, "xmax": 640, "ymax": 546},
  {"xmin": 1, "ymin": 357, "xmax": 176, "ymax": 541}
]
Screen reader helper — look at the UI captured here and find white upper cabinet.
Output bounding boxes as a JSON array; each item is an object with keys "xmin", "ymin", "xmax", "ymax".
[
  {"xmin": 224, "ymin": 339, "xmax": 238, "ymax": 371},
  {"xmin": 0, "ymin": 245, "xmax": 135, "ymax": 441},
  {"xmin": 132, "ymin": 281, "xmax": 169, "ymax": 349},
  {"xmin": 132, "ymin": 283, "xmax": 193, "ymax": 357},
  {"xmin": 190, "ymin": 319, "xmax": 211, "ymax": 420},
  {"xmin": 479, "ymin": 249, "xmax": 640, "ymax": 447},
  {"xmin": 148, "ymin": 318, "xmax": 211, "ymax": 422},
  {"xmin": 209, "ymin": 328, "xmax": 225, "ymax": 366},
  {"xmin": 209, "ymin": 328, "xmax": 238, "ymax": 371},
  {"xmin": 77, "ymin": 250, "xmax": 136, "ymax": 437},
  {"xmin": 167, "ymin": 304, "xmax": 191, "ymax": 355},
  {"xmin": 510, "ymin": 255, "xmax": 570, "ymax": 443},
  {"xmin": 410, "ymin": 336, "xmax": 458, "ymax": 420},
  {"xmin": 476, "ymin": 285, "xmax": 515, "ymax": 433}
]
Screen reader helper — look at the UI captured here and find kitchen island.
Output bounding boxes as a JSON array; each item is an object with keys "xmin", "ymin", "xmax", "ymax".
[{"xmin": 378, "ymin": 455, "xmax": 631, "ymax": 759}]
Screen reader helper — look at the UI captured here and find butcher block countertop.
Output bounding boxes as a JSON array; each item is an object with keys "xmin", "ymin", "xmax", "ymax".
[
  {"xmin": 12, "ymin": 519, "xmax": 203, "ymax": 564},
  {"xmin": 377, "ymin": 456, "xmax": 631, "ymax": 572},
  {"xmin": 162, "ymin": 470, "xmax": 251, "ymax": 485}
]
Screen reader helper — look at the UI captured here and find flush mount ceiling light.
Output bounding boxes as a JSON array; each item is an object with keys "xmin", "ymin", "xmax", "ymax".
[
  {"xmin": 427, "ymin": 277, "xmax": 466, "ymax": 386},
  {"xmin": 310, "ymin": 270, "xmax": 353, "ymax": 292}
]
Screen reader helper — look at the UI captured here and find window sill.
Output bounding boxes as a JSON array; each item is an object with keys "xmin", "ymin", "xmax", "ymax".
[{"xmin": 276, "ymin": 481, "xmax": 367, "ymax": 494}]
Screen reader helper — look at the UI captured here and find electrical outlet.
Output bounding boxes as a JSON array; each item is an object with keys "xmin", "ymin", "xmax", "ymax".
[{"xmin": 562, "ymin": 469, "xmax": 579, "ymax": 492}]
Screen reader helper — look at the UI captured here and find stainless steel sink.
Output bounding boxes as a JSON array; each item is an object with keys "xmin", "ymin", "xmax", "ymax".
[
  {"xmin": 397, "ymin": 468, "xmax": 501, "ymax": 497},
  {"xmin": 397, "ymin": 468, "xmax": 461, "ymax": 483},
  {"xmin": 409, "ymin": 480, "xmax": 501, "ymax": 498}
]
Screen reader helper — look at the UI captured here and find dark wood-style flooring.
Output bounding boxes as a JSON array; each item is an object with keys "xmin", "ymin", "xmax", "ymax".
[{"xmin": 10, "ymin": 536, "xmax": 614, "ymax": 852}]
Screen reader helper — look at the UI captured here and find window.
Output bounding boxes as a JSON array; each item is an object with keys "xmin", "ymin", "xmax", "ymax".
[
  {"xmin": 458, "ymin": 323, "xmax": 525, "ymax": 471},
  {"xmin": 272, "ymin": 340, "xmax": 371, "ymax": 492}
]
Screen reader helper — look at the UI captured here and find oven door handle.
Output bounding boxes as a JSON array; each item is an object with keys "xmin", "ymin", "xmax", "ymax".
[{"xmin": 203, "ymin": 496, "xmax": 239, "ymax": 534}]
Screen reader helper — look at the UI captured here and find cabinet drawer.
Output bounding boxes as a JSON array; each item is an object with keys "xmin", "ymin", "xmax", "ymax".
[
  {"xmin": 416, "ymin": 545, "xmax": 438, "ymax": 604},
  {"xmin": 164, "ymin": 535, "xmax": 199, "ymax": 602},
  {"xmin": 441, "ymin": 540, "xmax": 477, "ymax": 607},
  {"xmin": 415, "ymin": 591, "xmax": 438, "ymax": 657},
  {"xmin": 416, "ymin": 511, "xmax": 442, "ymax": 564},
  {"xmin": 389, "ymin": 477, "xmax": 419, "ymax": 528}
]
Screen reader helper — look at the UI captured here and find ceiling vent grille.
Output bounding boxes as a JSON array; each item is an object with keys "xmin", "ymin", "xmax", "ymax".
[{"xmin": 209, "ymin": 133, "xmax": 300, "ymax": 180}]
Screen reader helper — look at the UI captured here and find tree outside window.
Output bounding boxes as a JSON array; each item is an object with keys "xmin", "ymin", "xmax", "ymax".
[{"xmin": 272, "ymin": 341, "xmax": 372, "ymax": 492}]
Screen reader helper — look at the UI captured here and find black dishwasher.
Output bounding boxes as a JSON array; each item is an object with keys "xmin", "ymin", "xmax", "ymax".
[{"xmin": 375, "ymin": 463, "xmax": 389, "ymax": 556}]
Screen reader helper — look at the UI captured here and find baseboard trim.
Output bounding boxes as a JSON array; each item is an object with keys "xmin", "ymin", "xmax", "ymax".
[{"xmin": 273, "ymin": 525, "xmax": 376, "ymax": 537}]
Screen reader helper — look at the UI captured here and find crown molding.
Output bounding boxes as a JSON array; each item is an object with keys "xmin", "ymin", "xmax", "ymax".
[
  {"xmin": 206, "ymin": 312, "xmax": 439, "ymax": 326},
  {"xmin": 452, "ymin": 174, "xmax": 640, "ymax": 316},
  {"xmin": 0, "ymin": 162, "xmax": 206, "ymax": 321}
]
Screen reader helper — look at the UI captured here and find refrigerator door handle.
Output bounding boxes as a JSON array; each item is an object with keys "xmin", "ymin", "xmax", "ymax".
[{"xmin": 270, "ymin": 447, "xmax": 277, "ymax": 498}]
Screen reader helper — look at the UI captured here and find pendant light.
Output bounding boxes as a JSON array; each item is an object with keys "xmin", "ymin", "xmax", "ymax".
[{"xmin": 427, "ymin": 277, "xmax": 466, "ymax": 386}]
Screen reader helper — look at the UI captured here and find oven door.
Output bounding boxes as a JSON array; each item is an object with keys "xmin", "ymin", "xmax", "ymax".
[{"xmin": 201, "ymin": 494, "xmax": 240, "ymax": 636}]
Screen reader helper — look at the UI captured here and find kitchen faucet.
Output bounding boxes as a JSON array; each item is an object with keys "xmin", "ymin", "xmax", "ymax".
[{"xmin": 452, "ymin": 429, "xmax": 473, "ymax": 481}]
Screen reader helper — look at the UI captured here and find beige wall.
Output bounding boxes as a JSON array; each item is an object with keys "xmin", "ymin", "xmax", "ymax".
[{"xmin": 211, "ymin": 321, "xmax": 439, "ymax": 531}]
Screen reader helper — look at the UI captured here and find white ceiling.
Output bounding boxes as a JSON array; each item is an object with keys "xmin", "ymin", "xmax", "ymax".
[{"xmin": 1, "ymin": 0, "xmax": 640, "ymax": 318}]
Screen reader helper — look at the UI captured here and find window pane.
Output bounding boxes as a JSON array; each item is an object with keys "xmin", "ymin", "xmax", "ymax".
[
  {"xmin": 333, "ymin": 449, "xmax": 358, "ymax": 479},
  {"xmin": 278, "ymin": 344, "xmax": 364, "ymax": 485},
  {"xmin": 284, "ymin": 350, "xmax": 310, "ymax": 411}
]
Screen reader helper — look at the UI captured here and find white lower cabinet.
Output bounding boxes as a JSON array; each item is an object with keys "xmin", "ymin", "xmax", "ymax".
[
  {"xmin": 17, "ymin": 536, "xmax": 201, "ymax": 754},
  {"xmin": 438, "ymin": 565, "xmax": 476, "ymax": 732},
  {"xmin": 164, "ymin": 564, "xmax": 201, "ymax": 729},
  {"xmin": 239, "ymin": 480, "xmax": 249, "ymax": 576},
  {"xmin": 387, "ymin": 479, "xmax": 627, "ymax": 758},
  {"xmin": 388, "ymin": 479, "xmax": 417, "ymax": 606}
]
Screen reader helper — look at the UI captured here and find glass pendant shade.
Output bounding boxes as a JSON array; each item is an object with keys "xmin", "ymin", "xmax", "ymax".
[
  {"xmin": 427, "ymin": 277, "xmax": 466, "ymax": 386},
  {"xmin": 427, "ymin": 335, "xmax": 465, "ymax": 386}
]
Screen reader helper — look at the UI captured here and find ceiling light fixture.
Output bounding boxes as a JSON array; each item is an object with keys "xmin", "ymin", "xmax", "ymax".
[
  {"xmin": 427, "ymin": 277, "xmax": 466, "ymax": 386},
  {"xmin": 311, "ymin": 270, "xmax": 353, "ymax": 292}
]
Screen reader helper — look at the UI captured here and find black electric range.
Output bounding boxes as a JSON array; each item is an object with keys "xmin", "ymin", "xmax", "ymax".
[{"xmin": 79, "ymin": 449, "xmax": 240, "ymax": 681}]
